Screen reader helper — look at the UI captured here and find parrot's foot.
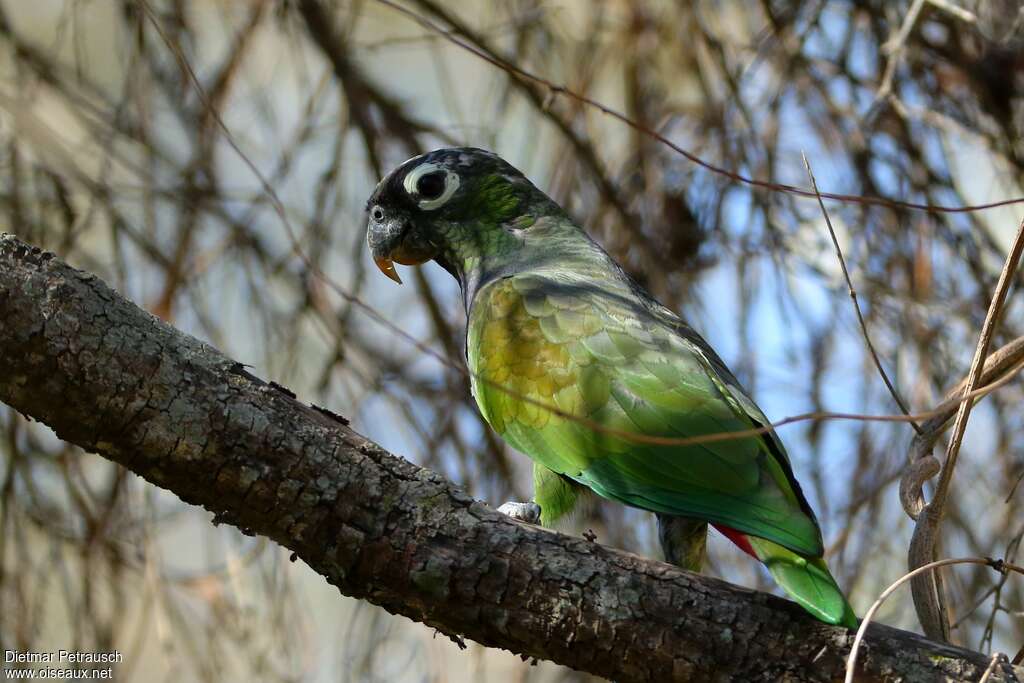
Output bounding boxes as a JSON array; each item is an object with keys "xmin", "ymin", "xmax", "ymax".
[{"xmin": 497, "ymin": 501, "xmax": 541, "ymax": 524}]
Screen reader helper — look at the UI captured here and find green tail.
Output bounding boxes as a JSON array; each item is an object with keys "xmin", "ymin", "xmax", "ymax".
[{"xmin": 747, "ymin": 536, "xmax": 858, "ymax": 628}]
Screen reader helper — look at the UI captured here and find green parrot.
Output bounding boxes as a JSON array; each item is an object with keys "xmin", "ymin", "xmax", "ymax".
[{"xmin": 365, "ymin": 147, "xmax": 856, "ymax": 627}]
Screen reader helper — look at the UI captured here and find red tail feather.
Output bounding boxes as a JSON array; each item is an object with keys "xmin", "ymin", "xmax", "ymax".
[{"xmin": 714, "ymin": 524, "xmax": 757, "ymax": 559}]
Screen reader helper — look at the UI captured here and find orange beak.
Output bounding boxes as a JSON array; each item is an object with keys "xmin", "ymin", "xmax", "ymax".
[{"xmin": 374, "ymin": 256, "xmax": 403, "ymax": 284}]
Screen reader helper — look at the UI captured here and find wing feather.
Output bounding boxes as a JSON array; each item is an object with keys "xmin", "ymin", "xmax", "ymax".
[{"xmin": 468, "ymin": 273, "xmax": 823, "ymax": 556}]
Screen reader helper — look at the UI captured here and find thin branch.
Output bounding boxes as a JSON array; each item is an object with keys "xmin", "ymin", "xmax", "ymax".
[
  {"xmin": 875, "ymin": 0, "xmax": 927, "ymax": 103},
  {"xmin": 901, "ymin": 337, "xmax": 1024, "ymax": 520},
  {"xmin": 933, "ymin": 219, "xmax": 1024, "ymax": 511},
  {"xmin": 845, "ymin": 557, "xmax": 1024, "ymax": 683},
  {"xmin": 802, "ymin": 152, "xmax": 921, "ymax": 434},
  {"xmin": 926, "ymin": 0, "xmax": 977, "ymax": 25},
  {"xmin": 138, "ymin": 0, "xmax": 307, "ymax": 253}
]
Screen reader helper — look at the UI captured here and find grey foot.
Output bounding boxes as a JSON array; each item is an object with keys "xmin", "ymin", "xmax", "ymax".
[{"xmin": 498, "ymin": 501, "xmax": 541, "ymax": 524}]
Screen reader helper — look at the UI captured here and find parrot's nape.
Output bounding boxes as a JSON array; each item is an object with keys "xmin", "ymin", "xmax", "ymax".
[{"xmin": 365, "ymin": 147, "xmax": 857, "ymax": 628}]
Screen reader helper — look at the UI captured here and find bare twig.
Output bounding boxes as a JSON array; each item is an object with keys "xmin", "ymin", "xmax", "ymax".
[
  {"xmin": 901, "ymin": 337, "xmax": 1024, "ymax": 519},
  {"xmin": 925, "ymin": 0, "xmax": 976, "ymax": 24},
  {"xmin": 934, "ymin": 224, "xmax": 1024, "ymax": 510},
  {"xmin": 875, "ymin": 0, "xmax": 927, "ymax": 103},
  {"xmin": 845, "ymin": 557, "xmax": 1024, "ymax": 683},
  {"xmin": 802, "ymin": 153, "xmax": 921, "ymax": 434}
]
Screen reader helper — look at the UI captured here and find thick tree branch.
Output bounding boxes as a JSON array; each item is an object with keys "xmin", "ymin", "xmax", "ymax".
[{"xmin": 0, "ymin": 233, "xmax": 1016, "ymax": 682}]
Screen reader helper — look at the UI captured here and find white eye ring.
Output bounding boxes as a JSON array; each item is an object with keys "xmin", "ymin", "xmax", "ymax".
[{"xmin": 403, "ymin": 162, "xmax": 460, "ymax": 211}]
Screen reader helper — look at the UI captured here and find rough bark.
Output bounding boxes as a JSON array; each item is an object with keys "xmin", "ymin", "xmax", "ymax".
[{"xmin": 0, "ymin": 233, "xmax": 1016, "ymax": 683}]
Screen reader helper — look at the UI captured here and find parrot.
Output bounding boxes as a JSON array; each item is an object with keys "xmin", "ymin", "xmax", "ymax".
[{"xmin": 365, "ymin": 147, "xmax": 856, "ymax": 627}]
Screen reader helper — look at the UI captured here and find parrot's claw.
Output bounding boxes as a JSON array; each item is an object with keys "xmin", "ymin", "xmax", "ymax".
[{"xmin": 497, "ymin": 501, "xmax": 541, "ymax": 525}]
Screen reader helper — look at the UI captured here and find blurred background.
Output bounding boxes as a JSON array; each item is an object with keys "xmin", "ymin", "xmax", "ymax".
[{"xmin": 2, "ymin": 0, "xmax": 1024, "ymax": 680}]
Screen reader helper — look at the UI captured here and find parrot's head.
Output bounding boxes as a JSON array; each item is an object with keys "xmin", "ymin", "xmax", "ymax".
[{"xmin": 365, "ymin": 147, "xmax": 559, "ymax": 285}]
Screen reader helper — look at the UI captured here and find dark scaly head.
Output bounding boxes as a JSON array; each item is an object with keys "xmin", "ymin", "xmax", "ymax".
[{"xmin": 365, "ymin": 147, "xmax": 561, "ymax": 290}]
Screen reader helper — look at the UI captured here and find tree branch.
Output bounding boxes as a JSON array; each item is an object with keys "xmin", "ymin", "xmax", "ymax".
[{"xmin": 0, "ymin": 233, "xmax": 1016, "ymax": 682}]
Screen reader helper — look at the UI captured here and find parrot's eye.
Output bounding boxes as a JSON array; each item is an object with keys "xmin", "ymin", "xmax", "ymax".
[
  {"xmin": 416, "ymin": 172, "xmax": 446, "ymax": 200},
  {"xmin": 403, "ymin": 161, "xmax": 460, "ymax": 211}
]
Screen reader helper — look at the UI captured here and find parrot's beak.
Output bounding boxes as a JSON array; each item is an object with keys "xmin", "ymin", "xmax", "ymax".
[
  {"xmin": 374, "ymin": 249, "xmax": 431, "ymax": 283},
  {"xmin": 367, "ymin": 213, "xmax": 410, "ymax": 285},
  {"xmin": 367, "ymin": 213, "xmax": 434, "ymax": 285},
  {"xmin": 374, "ymin": 255, "xmax": 403, "ymax": 284}
]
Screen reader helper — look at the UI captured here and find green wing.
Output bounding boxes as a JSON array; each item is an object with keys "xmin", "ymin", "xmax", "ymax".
[{"xmin": 467, "ymin": 271, "xmax": 823, "ymax": 557}]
